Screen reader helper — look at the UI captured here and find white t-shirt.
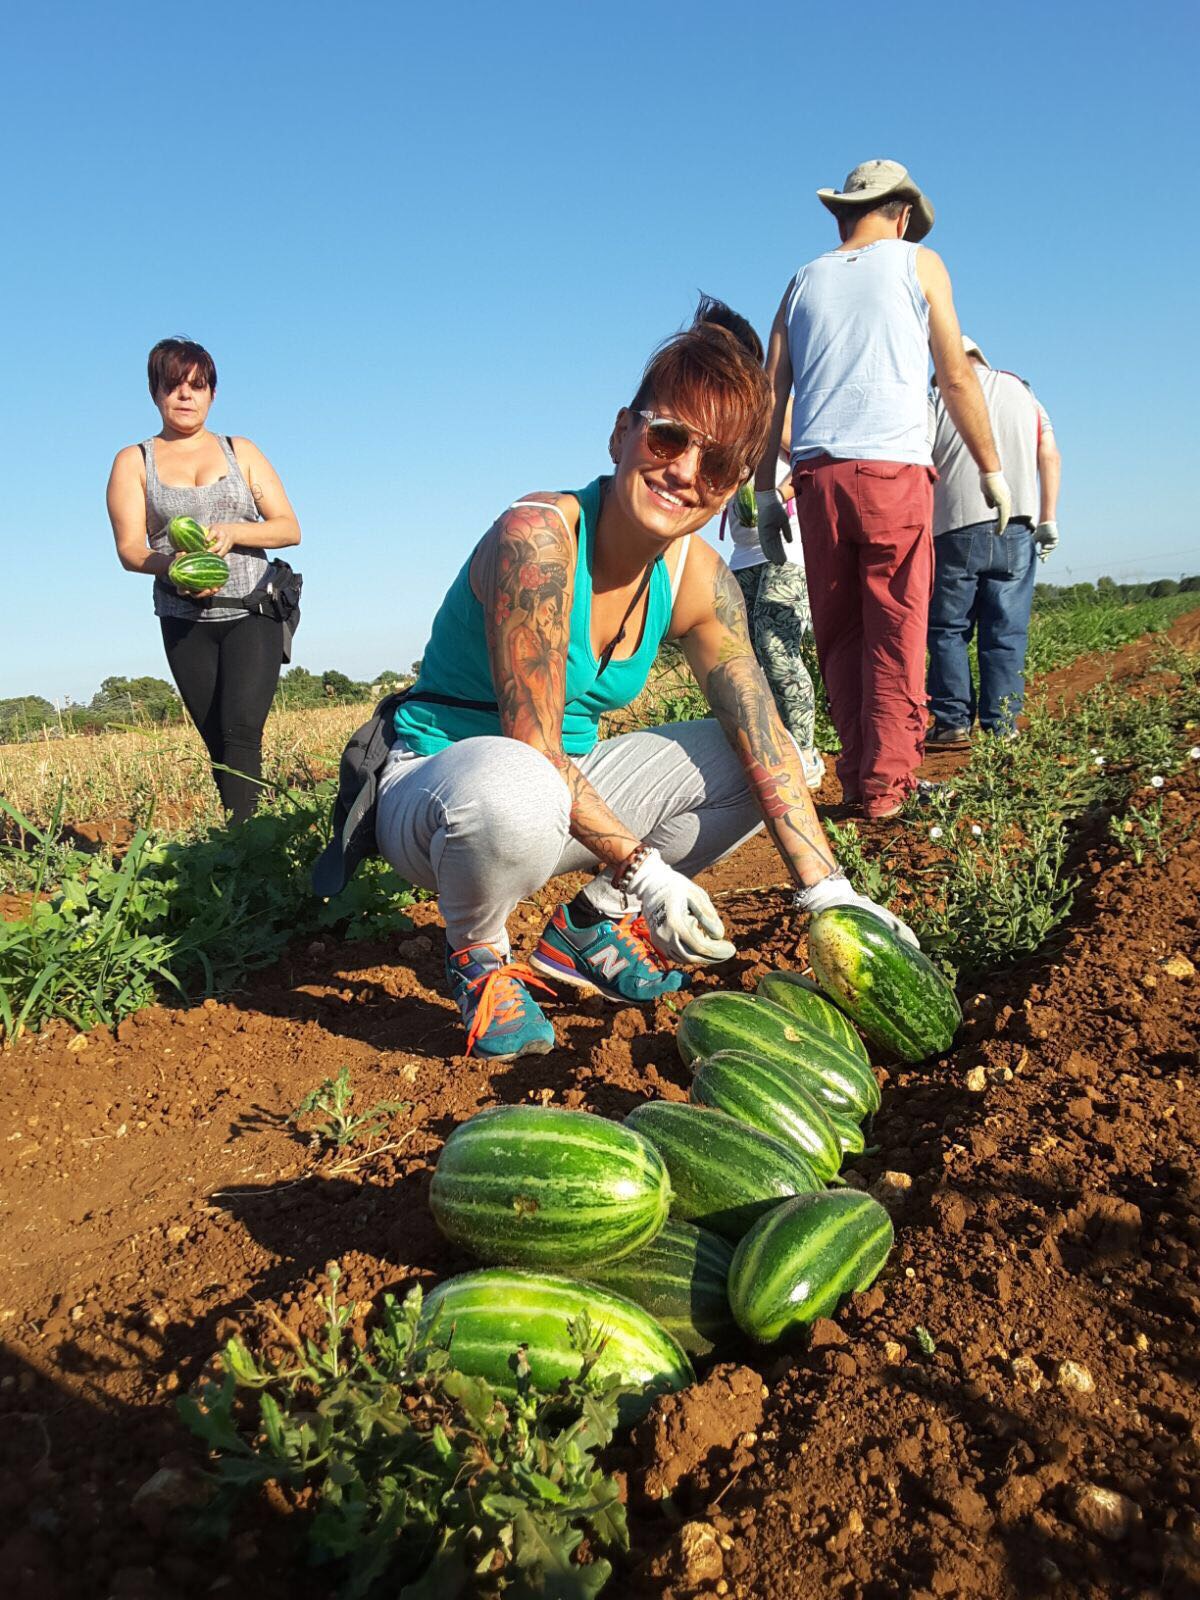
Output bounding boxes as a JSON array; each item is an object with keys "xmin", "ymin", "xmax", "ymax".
[
  {"xmin": 724, "ymin": 457, "xmax": 804, "ymax": 571},
  {"xmin": 929, "ymin": 368, "xmax": 1053, "ymax": 535}
]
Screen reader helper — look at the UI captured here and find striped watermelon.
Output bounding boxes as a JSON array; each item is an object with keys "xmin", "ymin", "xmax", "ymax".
[
  {"xmin": 676, "ymin": 991, "xmax": 880, "ymax": 1121},
  {"xmin": 828, "ymin": 1113, "xmax": 866, "ymax": 1158},
  {"xmin": 809, "ymin": 906, "xmax": 961, "ymax": 1062},
  {"xmin": 728, "ymin": 1190, "xmax": 894, "ymax": 1343},
  {"xmin": 419, "ymin": 1268, "xmax": 694, "ymax": 1424},
  {"xmin": 582, "ymin": 1220, "xmax": 735, "ymax": 1358},
  {"xmin": 690, "ymin": 1050, "xmax": 843, "ymax": 1183},
  {"xmin": 756, "ymin": 971, "xmax": 868, "ymax": 1062},
  {"xmin": 168, "ymin": 553, "xmax": 229, "ymax": 593},
  {"xmin": 430, "ymin": 1105, "xmax": 670, "ymax": 1269},
  {"xmin": 166, "ymin": 515, "xmax": 212, "ymax": 553},
  {"xmin": 625, "ymin": 1100, "xmax": 821, "ymax": 1242}
]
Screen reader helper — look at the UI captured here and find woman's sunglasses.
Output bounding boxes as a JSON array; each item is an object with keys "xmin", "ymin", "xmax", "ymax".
[{"xmin": 636, "ymin": 410, "xmax": 747, "ymax": 494}]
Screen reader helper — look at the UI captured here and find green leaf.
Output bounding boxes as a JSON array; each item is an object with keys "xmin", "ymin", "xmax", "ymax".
[
  {"xmin": 526, "ymin": 1470, "xmax": 568, "ymax": 1504},
  {"xmin": 480, "ymin": 1491, "xmax": 530, "ymax": 1521}
]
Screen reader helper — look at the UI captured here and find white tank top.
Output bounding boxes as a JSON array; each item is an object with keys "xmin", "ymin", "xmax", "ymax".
[{"xmin": 786, "ymin": 239, "xmax": 932, "ymax": 466}]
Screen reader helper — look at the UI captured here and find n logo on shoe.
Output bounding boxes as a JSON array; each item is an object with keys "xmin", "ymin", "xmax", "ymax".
[{"xmin": 589, "ymin": 946, "xmax": 629, "ymax": 980}]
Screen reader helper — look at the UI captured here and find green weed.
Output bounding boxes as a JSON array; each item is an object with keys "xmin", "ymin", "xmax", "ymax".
[
  {"xmin": 0, "ymin": 786, "xmax": 418, "ymax": 1041},
  {"xmin": 179, "ymin": 1265, "xmax": 630, "ymax": 1597},
  {"xmin": 291, "ymin": 1067, "xmax": 408, "ymax": 1150}
]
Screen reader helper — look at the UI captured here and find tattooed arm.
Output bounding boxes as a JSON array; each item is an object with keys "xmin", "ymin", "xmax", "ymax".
[
  {"xmin": 472, "ymin": 499, "xmax": 641, "ymax": 869},
  {"xmin": 675, "ymin": 544, "xmax": 837, "ymax": 888}
]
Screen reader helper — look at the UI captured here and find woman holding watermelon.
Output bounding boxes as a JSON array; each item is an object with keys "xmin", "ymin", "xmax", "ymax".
[
  {"xmin": 106, "ymin": 337, "xmax": 302, "ymax": 823},
  {"xmin": 375, "ymin": 305, "xmax": 915, "ymax": 1060}
]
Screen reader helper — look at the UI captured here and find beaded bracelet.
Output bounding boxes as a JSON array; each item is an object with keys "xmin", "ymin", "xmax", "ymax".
[{"xmin": 612, "ymin": 842, "xmax": 652, "ymax": 892}]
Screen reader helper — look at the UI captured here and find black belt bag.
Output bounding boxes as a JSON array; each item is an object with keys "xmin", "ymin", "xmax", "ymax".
[{"xmin": 236, "ymin": 560, "xmax": 304, "ymax": 661}]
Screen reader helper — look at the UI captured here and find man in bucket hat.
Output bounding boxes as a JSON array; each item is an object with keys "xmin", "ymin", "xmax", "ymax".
[{"xmin": 755, "ymin": 160, "xmax": 1011, "ymax": 820}]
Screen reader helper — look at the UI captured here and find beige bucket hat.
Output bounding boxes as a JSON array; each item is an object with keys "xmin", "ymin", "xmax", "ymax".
[
  {"xmin": 817, "ymin": 159, "xmax": 934, "ymax": 242},
  {"xmin": 961, "ymin": 335, "xmax": 990, "ymax": 367}
]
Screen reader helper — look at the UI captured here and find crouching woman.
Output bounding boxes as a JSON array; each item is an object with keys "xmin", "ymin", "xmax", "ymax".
[{"xmin": 378, "ymin": 310, "xmax": 913, "ymax": 1058}]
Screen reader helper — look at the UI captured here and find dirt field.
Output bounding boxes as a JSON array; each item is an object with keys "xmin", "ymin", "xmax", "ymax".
[{"xmin": 1, "ymin": 630, "xmax": 1197, "ymax": 1600}]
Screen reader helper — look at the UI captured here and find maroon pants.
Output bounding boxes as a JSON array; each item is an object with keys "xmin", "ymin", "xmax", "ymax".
[{"xmin": 793, "ymin": 456, "xmax": 936, "ymax": 818}]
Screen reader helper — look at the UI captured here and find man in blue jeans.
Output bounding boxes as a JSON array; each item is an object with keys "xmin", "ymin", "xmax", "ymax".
[{"xmin": 927, "ymin": 337, "xmax": 1062, "ymax": 741}]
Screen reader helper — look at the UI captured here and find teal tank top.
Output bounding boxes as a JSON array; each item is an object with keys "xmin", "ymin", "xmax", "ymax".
[{"xmin": 394, "ymin": 478, "xmax": 675, "ymax": 757}]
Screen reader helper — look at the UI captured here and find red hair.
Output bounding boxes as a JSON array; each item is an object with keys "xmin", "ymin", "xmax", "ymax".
[{"xmin": 631, "ymin": 320, "xmax": 770, "ymax": 476}]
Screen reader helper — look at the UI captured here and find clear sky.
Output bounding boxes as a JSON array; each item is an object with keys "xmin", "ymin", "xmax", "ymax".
[{"xmin": 2, "ymin": 0, "xmax": 1197, "ymax": 704}]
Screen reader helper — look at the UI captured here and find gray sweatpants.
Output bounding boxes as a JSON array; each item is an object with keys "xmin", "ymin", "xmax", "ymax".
[{"xmin": 375, "ymin": 719, "xmax": 764, "ymax": 950}]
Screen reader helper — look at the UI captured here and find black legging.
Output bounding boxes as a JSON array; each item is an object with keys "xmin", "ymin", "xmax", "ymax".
[{"xmin": 160, "ymin": 614, "xmax": 283, "ymax": 823}]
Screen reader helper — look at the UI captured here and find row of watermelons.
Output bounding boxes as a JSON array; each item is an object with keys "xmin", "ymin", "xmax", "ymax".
[{"xmin": 418, "ymin": 905, "xmax": 961, "ymax": 1422}]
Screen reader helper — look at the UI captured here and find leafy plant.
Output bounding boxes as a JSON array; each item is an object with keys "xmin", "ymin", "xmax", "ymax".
[
  {"xmin": 291, "ymin": 1066, "xmax": 408, "ymax": 1149},
  {"xmin": 0, "ymin": 791, "xmax": 184, "ymax": 1038},
  {"xmin": 823, "ymin": 818, "xmax": 900, "ymax": 907},
  {"xmin": 0, "ymin": 784, "xmax": 419, "ymax": 1041},
  {"xmin": 179, "ymin": 1265, "xmax": 631, "ymax": 1598},
  {"xmin": 912, "ymin": 815, "xmax": 1078, "ymax": 977}
]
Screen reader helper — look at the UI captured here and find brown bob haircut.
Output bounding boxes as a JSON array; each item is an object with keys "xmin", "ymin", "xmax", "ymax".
[
  {"xmin": 147, "ymin": 337, "xmax": 217, "ymax": 399},
  {"xmin": 630, "ymin": 310, "xmax": 771, "ymax": 479}
]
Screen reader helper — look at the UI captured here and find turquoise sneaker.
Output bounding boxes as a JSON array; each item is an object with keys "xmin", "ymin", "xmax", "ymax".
[
  {"xmin": 530, "ymin": 904, "xmax": 684, "ymax": 1003},
  {"xmin": 444, "ymin": 941, "xmax": 556, "ymax": 1060}
]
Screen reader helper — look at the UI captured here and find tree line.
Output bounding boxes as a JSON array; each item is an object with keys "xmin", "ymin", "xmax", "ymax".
[{"xmin": 0, "ymin": 663, "xmax": 422, "ymax": 744}]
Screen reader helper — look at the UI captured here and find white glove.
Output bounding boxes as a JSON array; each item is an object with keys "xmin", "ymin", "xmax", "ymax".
[
  {"xmin": 755, "ymin": 489, "xmax": 792, "ymax": 567},
  {"xmin": 980, "ymin": 471, "xmax": 1012, "ymax": 536},
  {"xmin": 624, "ymin": 848, "xmax": 736, "ymax": 965},
  {"xmin": 794, "ymin": 870, "xmax": 919, "ymax": 949},
  {"xmin": 1034, "ymin": 520, "xmax": 1059, "ymax": 562}
]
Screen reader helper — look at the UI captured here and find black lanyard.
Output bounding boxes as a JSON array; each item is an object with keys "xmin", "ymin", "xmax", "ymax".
[{"xmin": 596, "ymin": 561, "xmax": 656, "ymax": 674}]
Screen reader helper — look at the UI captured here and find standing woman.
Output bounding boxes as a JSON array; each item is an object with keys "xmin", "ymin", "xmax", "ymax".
[{"xmin": 106, "ymin": 338, "xmax": 302, "ymax": 823}]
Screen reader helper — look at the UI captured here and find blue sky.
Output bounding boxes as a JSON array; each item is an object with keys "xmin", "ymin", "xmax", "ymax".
[{"xmin": 2, "ymin": 0, "xmax": 1197, "ymax": 704}]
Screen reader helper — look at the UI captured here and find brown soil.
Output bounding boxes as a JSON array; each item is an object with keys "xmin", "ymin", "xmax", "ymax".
[{"xmin": 1, "ymin": 639, "xmax": 1198, "ymax": 1600}]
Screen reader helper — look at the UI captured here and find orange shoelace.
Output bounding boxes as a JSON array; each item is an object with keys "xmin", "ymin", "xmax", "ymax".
[
  {"xmin": 462, "ymin": 961, "xmax": 555, "ymax": 1055},
  {"xmin": 616, "ymin": 913, "xmax": 669, "ymax": 973}
]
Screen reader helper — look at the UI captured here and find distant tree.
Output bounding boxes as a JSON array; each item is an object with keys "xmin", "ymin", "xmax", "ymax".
[
  {"xmin": 1179, "ymin": 574, "xmax": 1200, "ymax": 593},
  {"xmin": 275, "ymin": 666, "xmax": 325, "ymax": 708},
  {"xmin": 1147, "ymin": 578, "xmax": 1179, "ymax": 598},
  {"xmin": 89, "ymin": 675, "xmax": 180, "ymax": 724},
  {"xmin": 321, "ymin": 669, "xmax": 368, "ymax": 701},
  {"xmin": 0, "ymin": 695, "xmax": 56, "ymax": 742},
  {"xmin": 410, "ymin": 659, "xmax": 423, "ymax": 677},
  {"xmin": 1097, "ymin": 575, "xmax": 1116, "ymax": 595}
]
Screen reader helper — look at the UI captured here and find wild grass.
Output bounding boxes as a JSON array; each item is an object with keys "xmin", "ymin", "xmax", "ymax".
[
  {"xmin": 0, "ymin": 701, "xmax": 371, "ymax": 837},
  {"xmin": 835, "ymin": 641, "xmax": 1200, "ymax": 978}
]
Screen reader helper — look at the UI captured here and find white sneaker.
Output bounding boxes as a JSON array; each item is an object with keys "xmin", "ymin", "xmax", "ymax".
[{"xmin": 800, "ymin": 748, "xmax": 826, "ymax": 790}]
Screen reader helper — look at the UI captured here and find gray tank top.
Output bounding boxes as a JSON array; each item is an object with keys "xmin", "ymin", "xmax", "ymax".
[{"xmin": 144, "ymin": 434, "xmax": 267, "ymax": 621}]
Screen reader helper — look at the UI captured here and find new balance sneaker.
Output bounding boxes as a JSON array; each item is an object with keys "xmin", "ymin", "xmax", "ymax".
[
  {"xmin": 444, "ymin": 941, "xmax": 556, "ymax": 1060},
  {"xmin": 530, "ymin": 903, "xmax": 684, "ymax": 1003}
]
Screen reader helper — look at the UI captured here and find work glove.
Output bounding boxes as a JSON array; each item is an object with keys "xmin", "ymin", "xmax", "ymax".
[
  {"xmin": 1034, "ymin": 520, "xmax": 1059, "ymax": 562},
  {"xmin": 624, "ymin": 847, "xmax": 736, "ymax": 965},
  {"xmin": 756, "ymin": 489, "xmax": 792, "ymax": 567},
  {"xmin": 794, "ymin": 869, "xmax": 919, "ymax": 949},
  {"xmin": 980, "ymin": 471, "xmax": 1012, "ymax": 536}
]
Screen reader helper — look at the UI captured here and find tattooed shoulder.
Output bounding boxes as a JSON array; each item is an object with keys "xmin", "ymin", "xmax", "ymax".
[{"xmin": 477, "ymin": 500, "xmax": 575, "ymax": 640}]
